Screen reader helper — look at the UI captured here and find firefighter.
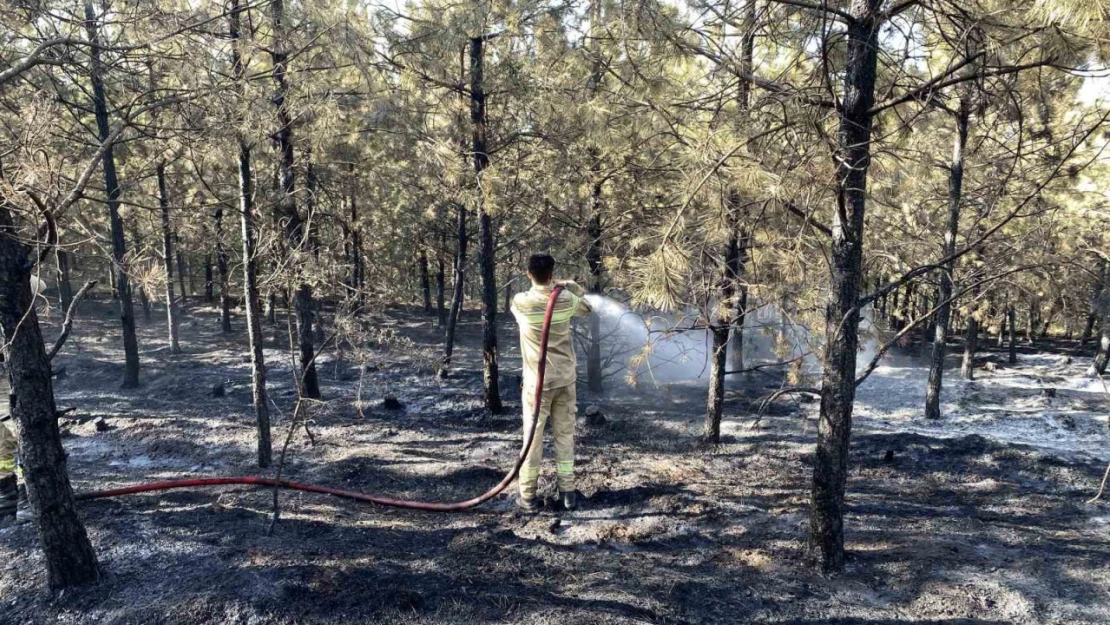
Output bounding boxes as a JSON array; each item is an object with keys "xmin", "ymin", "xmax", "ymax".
[
  {"xmin": 510, "ymin": 254, "xmax": 593, "ymax": 512},
  {"xmin": 0, "ymin": 353, "xmax": 28, "ymax": 524}
]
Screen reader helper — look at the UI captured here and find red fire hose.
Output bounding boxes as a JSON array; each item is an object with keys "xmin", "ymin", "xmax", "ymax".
[{"xmin": 76, "ymin": 285, "xmax": 565, "ymax": 512}]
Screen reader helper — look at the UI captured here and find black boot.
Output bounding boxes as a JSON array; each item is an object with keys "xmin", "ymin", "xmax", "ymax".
[
  {"xmin": 517, "ymin": 495, "xmax": 539, "ymax": 513},
  {"xmin": 0, "ymin": 475, "xmax": 16, "ymax": 519},
  {"xmin": 15, "ymin": 483, "xmax": 30, "ymax": 524},
  {"xmin": 560, "ymin": 490, "xmax": 577, "ymax": 511}
]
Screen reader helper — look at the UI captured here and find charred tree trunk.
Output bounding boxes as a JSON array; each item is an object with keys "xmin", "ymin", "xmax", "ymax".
[
  {"xmin": 204, "ymin": 254, "xmax": 214, "ymax": 303},
  {"xmin": 1090, "ymin": 290, "xmax": 1110, "ymax": 376},
  {"xmin": 294, "ymin": 284, "xmax": 319, "ymax": 397},
  {"xmin": 898, "ymin": 282, "xmax": 915, "ymax": 331},
  {"xmin": 239, "ymin": 147, "xmax": 271, "ymax": 467},
  {"xmin": 878, "ymin": 276, "xmax": 888, "ymax": 321},
  {"xmin": 918, "ymin": 288, "xmax": 932, "ymax": 359},
  {"xmin": 0, "ymin": 161, "xmax": 99, "ymax": 588},
  {"xmin": 436, "ymin": 231, "xmax": 447, "ymax": 328},
  {"xmin": 187, "ymin": 245, "xmax": 197, "ymax": 298},
  {"xmin": 1026, "ymin": 301, "xmax": 1036, "ymax": 345},
  {"xmin": 440, "ymin": 205, "xmax": 467, "ymax": 378},
  {"xmin": 468, "ymin": 37, "xmax": 502, "ymax": 413},
  {"xmin": 137, "ymin": 285, "xmax": 150, "ymax": 321},
  {"xmin": 503, "ymin": 253, "xmax": 513, "ymax": 315},
  {"xmin": 584, "ymin": 0, "xmax": 606, "ymax": 395},
  {"xmin": 231, "ymin": 0, "xmax": 271, "ymax": 467},
  {"xmin": 1008, "ymin": 305, "xmax": 1017, "ymax": 364},
  {"xmin": 1079, "ymin": 259, "xmax": 1106, "ymax": 349},
  {"xmin": 890, "ymin": 285, "xmax": 900, "ymax": 327},
  {"xmin": 925, "ymin": 103, "xmax": 969, "ymax": 420},
  {"xmin": 585, "ymin": 198, "xmax": 604, "ymax": 395},
  {"xmin": 961, "ymin": 314, "xmax": 979, "ymax": 380},
  {"xmin": 266, "ymin": 293, "xmax": 276, "ymax": 324},
  {"xmin": 157, "ymin": 162, "xmax": 181, "ymax": 354},
  {"xmin": 86, "ymin": 3, "xmax": 140, "ymax": 387},
  {"xmin": 347, "ymin": 165, "xmax": 364, "ymax": 311},
  {"xmin": 270, "ymin": 0, "xmax": 319, "ymax": 399},
  {"xmin": 56, "ymin": 250, "xmax": 73, "ymax": 312},
  {"xmin": 727, "ymin": 0, "xmax": 756, "ymax": 377},
  {"xmin": 705, "ymin": 211, "xmax": 740, "ymax": 445},
  {"xmin": 997, "ymin": 310, "xmax": 1006, "ymax": 348},
  {"xmin": 419, "ymin": 245, "xmax": 432, "ymax": 314},
  {"xmin": 215, "ymin": 208, "xmax": 232, "ymax": 332},
  {"xmin": 809, "ymin": 0, "xmax": 882, "ymax": 573},
  {"xmin": 175, "ymin": 234, "xmax": 188, "ymax": 308}
]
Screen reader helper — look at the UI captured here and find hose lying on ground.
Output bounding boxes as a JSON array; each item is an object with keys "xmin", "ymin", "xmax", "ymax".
[{"xmin": 76, "ymin": 286, "xmax": 565, "ymax": 512}]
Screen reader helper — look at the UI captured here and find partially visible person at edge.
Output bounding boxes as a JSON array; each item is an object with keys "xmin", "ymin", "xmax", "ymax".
[
  {"xmin": 0, "ymin": 277, "xmax": 47, "ymax": 525},
  {"xmin": 0, "ymin": 352, "xmax": 29, "ymax": 525},
  {"xmin": 510, "ymin": 254, "xmax": 593, "ymax": 513}
]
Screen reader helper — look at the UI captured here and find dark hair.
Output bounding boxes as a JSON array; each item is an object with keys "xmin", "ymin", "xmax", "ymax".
[{"xmin": 527, "ymin": 254, "xmax": 555, "ymax": 283}]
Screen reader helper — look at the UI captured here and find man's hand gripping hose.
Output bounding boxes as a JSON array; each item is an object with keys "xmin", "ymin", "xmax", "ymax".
[{"xmin": 75, "ymin": 286, "xmax": 566, "ymax": 512}]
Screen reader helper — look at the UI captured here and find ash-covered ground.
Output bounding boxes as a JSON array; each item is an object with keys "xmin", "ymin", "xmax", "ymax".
[{"xmin": 1, "ymin": 298, "xmax": 1109, "ymax": 624}]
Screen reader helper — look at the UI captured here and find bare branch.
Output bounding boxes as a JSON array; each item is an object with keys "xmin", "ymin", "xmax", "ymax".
[{"xmin": 47, "ymin": 280, "xmax": 97, "ymax": 362}]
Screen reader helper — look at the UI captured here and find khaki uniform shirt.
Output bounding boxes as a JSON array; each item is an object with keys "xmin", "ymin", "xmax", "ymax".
[{"xmin": 511, "ymin": 281, "xmax": 593, "ymax": 391}]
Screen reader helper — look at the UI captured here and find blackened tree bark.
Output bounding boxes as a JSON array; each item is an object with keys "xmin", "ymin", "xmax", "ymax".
[
  {"xmin": 705, "ymin": 0, "xmax": 750, "ymax": 435},
  {"xmin": 1079, "ymin": 259, "xmax": 1106, "ymax": 349},
  {"xmin": 727, "ymin": 0, "xmax": 757, "ymax": 376},
  {"xmin": 586, "ymin": 207, "xmax": 604, "ymax": 393},
  {"xmin": 918, "ymin": 288, "xmax": 932, "ymax": 359},
  {"xmin": 925, "ymin": 102, "xmax": 970, "ymax": 420},
  {"xmin": 157, "ymin": 162, "xmax": 181, "ymax": 354},
  {"xmin": 469, "ymin": 36, "xmax": 502, "ymax": 413},
  {"xmin": 187, "ymin": 243, "xmax": 197, "ymax": 297},
  {"xmin": 1008, "ymin": 305, "xmax": 1017, "ymax": 364},
  {"xmin": 56, "ymin": 250, "xmax": 73, "ymax": 312},
  {"xmin": 0, "ymin": 164, "xmax": 99, "ymax": 588},
  {"xmin": 440, "ymin": 204, "xmax": 467, "ymax": 377},
  {"xmin": 705, "ymin": 212, "xmax": 740, "ymax": 445},
  {"xmin": 502, "ymin": 252, "xmax": 513, "ymax": 314},
  {"xmin": 707, "ymin": 0, "xmax": 756, "ymax": 436},
  {"xmin": 809, "ymin": 0, "xmax": 882, "ymax": 573},
  {"xmin": 584, "ymin": 0, "xmax": 606, "ymax": 395},
  {"xmin": 204, "ymin": 253, "xmax": 214, "ymax": 303},
  {"xmin": 1089, "ymin": 289, "xmax": 1110, "ymax": 376},
  {"xmin": 898, "ymin": 281, "xmax": 915, "ymax": 331},
  {"xmin": 231, "ymin": 0, "xmax": 271, "ymax": 467},
  {"xmin": 215, "ymin": 208, "xmax": 232, "ymax": 332},
  {"xmin": 347, "ymin": 164, "xmax": 364, "ymax": 311},
  {"xmin": 419, "ymin": 244, "xmax": 432, "ymax": 314},
  {"xmin": 175, "ymin": 233, "xmax": 188, "ymax": 307},
  {"xmin": 436, "ymin": 230, "xmax": 447, "ymax": 327},
  {"xmin": 137, "ymin": 285, "xmax": 151, "ymax": 321},
  {"xmin": 85, "ymin": 2, "xmax": 140, "ymax": 387},
  {"xmin": 961, "ymin": 314, "xmax": 979, "ymax": 380},
  {"xmin": 878, "ymin": 276, "xmax": 888, "ymax": 320},
  {"xmin": 1026, "ymin": 301, "xmax": 1036, "ymax": 344},
  {"xmin": 269, "ymin": 0, "xmax": 319, "ymax": 399},
  {"xmin": 997, "ymin": 307, "xmax": 1006, "ymax": 347}
]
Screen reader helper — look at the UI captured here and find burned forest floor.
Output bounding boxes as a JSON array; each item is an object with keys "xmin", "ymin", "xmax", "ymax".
[{"xmin": 2, "ymin": 298, "xmax": 1110, "ymax": 625}]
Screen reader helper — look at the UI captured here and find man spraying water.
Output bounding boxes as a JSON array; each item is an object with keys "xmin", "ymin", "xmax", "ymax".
[{"xmin": 510, "ymin": 254, "xmax": 593, "ymax": 512}]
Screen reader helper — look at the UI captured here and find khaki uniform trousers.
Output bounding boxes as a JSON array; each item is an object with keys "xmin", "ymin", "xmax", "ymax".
[
  {"xmin": 0, "ymin": 419, "xmax": 15, "ymax": 480},
  {"xmin": 519, "ymin": 383, "xmax": 577, "ymax": 499},
  {"xmin": 0, "ymin": 365, "xmax": 13, "ymax": 480}
]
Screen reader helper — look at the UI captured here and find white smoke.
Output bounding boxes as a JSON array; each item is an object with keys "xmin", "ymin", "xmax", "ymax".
[{"xmin": 580, "ymin": 295, "xmax": 887, "ymax": 388}]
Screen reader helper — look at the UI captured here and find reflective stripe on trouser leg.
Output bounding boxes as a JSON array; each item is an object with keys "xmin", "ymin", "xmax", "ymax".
[
  {"xmin": 0, "ymin": 420, "xmax": 16, "ymax": 480},
  {"xmin": 519, "ymin": 385, "xmax": 553, "ymax": 500},
  {"xmin": 550, "ymin": 385, "xmax": 576, "ymax": 493}
]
